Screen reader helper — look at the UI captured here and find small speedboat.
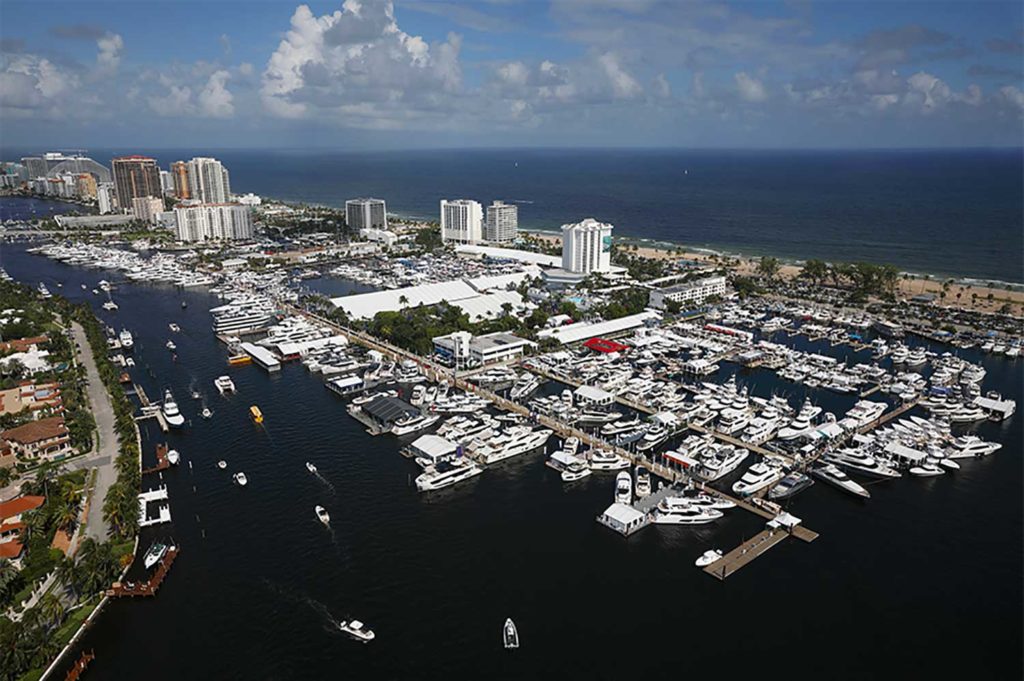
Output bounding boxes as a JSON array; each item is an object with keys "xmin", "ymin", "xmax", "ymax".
[
  {"xmin": 315, "ymin": 505, "xmax": 330, "ymax": 525},
  {"xmin": 338, "ymin": 619, "xmax": 375, "ymax": 642},
  {"xmin": 695, "ymin": 549, "xmax": 723, "ymax": 567},
  {"xmin": 233, "ymin": 472, "xmax": 248, "ymax": 486},
  {"xmin": 217, "ymin": 460, "xmax": 227, "ymax": 469},
  {"xmin": 306, "ymin": 462, "xmax": 318, "ymax": 474},
  {"xmin": 143, "ymin": 540, "xmax": 168, "ymax": 569},
  {"xmin": 166, "ymin": 449, "xmax": 180, "ymax": 465},
  {"xmin": 910, "ymin": 462, "xmax": 945, "ymax": 477},
  {"xmin": 503, "ymin": 618, "xmax": 519, "ymax": 649},
  {"xmin": 201, "ymin": 407, "xmax": 212, "ymax": 419},
  {"xmin": 191, "ymin": 390, "xmax": 202, "ymax": 400},
  {"xmin": 166, "ymin": 340, "xmax": 177, "ymax": 351}
]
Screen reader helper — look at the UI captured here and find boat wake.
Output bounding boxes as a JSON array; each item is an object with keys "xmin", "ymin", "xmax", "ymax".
[{"xmin": 259, "ymin": 580, "xmax": 350, "ymax": 636}]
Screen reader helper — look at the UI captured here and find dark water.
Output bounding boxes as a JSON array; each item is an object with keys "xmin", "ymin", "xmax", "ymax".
[
  {"xmin": 3, "ymin": 148, "xmax": 1022, "ymax": 282},
  {"xmin": 5, "ymin": 245, "xmax": 1021, "ymax": 680}
]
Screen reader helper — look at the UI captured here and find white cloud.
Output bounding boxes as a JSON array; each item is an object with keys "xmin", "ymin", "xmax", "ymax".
[
  {"xmin": 97, "ymin": 33, "xmax": 123, "ymax": 72},
  {"xmin": 597, "ymin": 52, "xmax": 642, "ymax": 99},
  {"xmin": 148, "ymin": 84, "xmax": 194, "ymax": 116},
  {"xmin": 653, "ymin": 73, "xmax": 671, "ymax": 98},
  {"xmin": 735, "ymin": 71, "xmax": 768, "ymax": 102},
  {"xmin": 198, "ymin": 70, "xmax": 234, "ymax": 118}
]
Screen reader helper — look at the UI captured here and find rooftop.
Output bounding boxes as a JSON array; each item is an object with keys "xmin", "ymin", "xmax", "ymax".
[{"xmin": 2, "ymin": 416, "xmax": 68, "ymax": 444}]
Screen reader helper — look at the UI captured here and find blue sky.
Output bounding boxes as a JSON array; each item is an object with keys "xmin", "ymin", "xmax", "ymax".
[{"xmin": 1, "ymin": 0, "xmax": 1022, "ymax": 149}]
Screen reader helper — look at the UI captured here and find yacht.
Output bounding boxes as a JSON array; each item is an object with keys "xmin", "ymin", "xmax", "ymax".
[
  {"xmin": 587, "ymin": 449, "xmax": 630, "ymax": 471},
  {"xmin": 166, "ymin": 449, "xmax": 180, "ymax": 465},
  {"xmin": 948, "ymin": 435, "xmax": 1001, "ymax": 459},
  {"xmin": 634, "ymin": 466, "xmax": 652, "ymax": 497},
  {"xmin": 948, "ymin": 404, "xmax": 987, "ymax": 423},
  {"xmin": 840, "ymin": 400, "xmax": 887, "ymax": 430},
  {"xmin": 352, "ymin": 389, "xmax": 397, "ymax": 406},
  {"xmin": 474, "ymin": 427, "xmax": 552, "ymax": 464},
  {"xmin": 909, "ymin": 460, "xmax": 945, "ymax": 477},
  {"xmin": 391, "ymin": 413, "xmax": 440, "ymax": 436},
  {"xmin": 337, "ymin": 620, "xmax": 375, "ymax": 642},
  {"xmin": 811, "ymin": 464, "xmax": 870, "ymax": 498},
  {"xmin": 214, "ymin": 375, "xmax": 236, "ymax": 395},
  {"xmin": 162, "ymin": 390, "xmax": 185, "ymax": 427},
  {"xmin": 636, "ymin": 425, "xmax": 670, "ymax": 453},
  {"xmin": 825, "ymin": 448, "xmax": 901, "ymax": 479},
  {"xmin": 741, "ymin": 414, "xmax": 780, "ymax": 445},
  {"xmin": 601, "ymin": 416, "xmax": 642, "ymax": 436},
  {"xmin": 614, "ymin": 471, "xmax": 632, "ymax": 504},
  {"xmin": 143, "ymin": 540, "xmax": 169, "ymax": 569},
  {"xmin": 415, "ymin": 459, "xmax": 484, "ymax": 491},
  {"xmin": 768, "ymin": 471, "xmax": 814, "ymax": 500},
  {"xmin": 716, "ymin": 410, "xmax": 749, "ymax": 436},
  {"xmin": 306, "ymin": 461, "xmax": 318, "ymax": 474},
  {"xmin": 233, "ymin": 472, "xmax": 248, "ymax": 486},
  {"xmin": 509, "ymin": 374, "xmax": 540, "ymax": 401},
  {"xmin": 652, "ymin": 497, "xmax": 723, "ymax": 525},
  {"xmin": 217, "ymin": 460, "xmax": 227, "ymax": 470},
  {"xmin": 776, "ymin": 402, "xmax": 819, "ymax": 441},
  {"xmin": 315, "ymin": 505, "xmax": 330, "ymax": 525},
  {"xmin": 102, "ymin": 300, "xmax": 118, "ymax": 311},
  {"xmin": 168, "ymin": 323, "xmax": 180, "ymax": 333},
  {"xmin": 560, "ymin": 459, "xmax": 592, "ymax": 482},
  {"xmin": 119, "ymin": 329, "xmax": 134, "ymax": 350},
  {"xmin": 732, "ymin": 461, "xmax": 785, "ymax": 496},
  {"xmin": 695, "ymin": 549, "xmax": 723, "ymax": 567},
  {"xmin": 166, "ymin": 340, "xmax": 177, "ymax": 351},
  {"xmin": 395, "ymin": 360, "xmax": 425, "ymax": 384},
  {"xmin": 695, "ymin": 446, "xmax": 749, "ymax": 482},
  {"xmin": 503, "ymin": 618, "xmax": 519, "ymax": 649}
]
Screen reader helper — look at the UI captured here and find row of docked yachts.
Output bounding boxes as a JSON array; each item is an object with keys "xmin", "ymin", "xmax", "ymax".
[{"xmin": 34, "ymin": 242, "xmax": 216, "ymax": 288}]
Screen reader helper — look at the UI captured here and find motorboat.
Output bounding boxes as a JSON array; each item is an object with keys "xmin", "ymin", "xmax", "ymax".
[
  {"xmin": 732, "ymin": 461, "xmax": 785, "ymax": 496},
  {"xmin": 768, "ymin": 471, "xmax": 814, "ymax": 500},
  {"xmin": 306, "ymin": 461, "xmax": 318, "ymax": 474},
  {"xmin": 415, "ymin": 459, "xmax": 484, "ymax": 491},
  {"xmin": 811, "ymin": 464, "xmax": 870, "ymax": 498},
  {"xmin": 233, "ymin": 472, "xmax": 248, "ymax": 486},
  {"xmin": 217, "ymin": 460, "xmax": 227, "ymax": 469},
  {"xmin": 201, "ymin": 407, "xmax": 212, "ymax": 419},
  {"xmin": 576, "ymin": 409, "xmax": 623, "ymax": 425},
  {"xmin": 695, "ymin": 549, "xmax": 723, "ymax": 567},
  {"xmin": 352, "ymin": 389, "xmax": 397, "ymax": 406},
  {"xmin": 315, "ymin": 505, "xmax": 330, "ymax": 525},
  {"xmin": 214, "ymin": 375, "xmax": 236, "ymax": 395},
  {"xmin": 587, "ymin": 449, "xmax": 630, "ymax": 471},
  {"xmin": 652, "ymin": 498, "xmax": 723, "ymax": 525},
  {"xmin": 162, "ymin": 390, "xmax": 185, "ymax": 427},
  {"xmin": 614, "ymin": 471, "xmax": 632, "ymax": 504},
  {"xmin": 509, "ymin": 374, "xmax": 540, "ymax": 401},
  {"xmin": 391, "ymin": 413, "xmax": 440, "ymax": 436},
  {"xmin": 118, "ymin": 329, "xmax": 134, "ymax": 350},
  {"xmin": 337, "ymin": 619, "xmax": 375, "ymax": 642},
  {"xmin": 947, "ymin": 435, "xmax": 1001, "ymax": 459},
  {"xmin": 102, "ymin": 300, "xmax": 118, "ymax": 311},
  {"xmin": 634, "ymin": 466, "xmax": 652, "ymax": 498},
  {"xmin": 560, "ymin": 459, "xmax": 592, "ymax": 482},
  {"xmin": 166, "ymin": 449, "xmax": 180, "ymax": 465},
  {"xmin": 600, "ymin": 416, "xmax": 642, "ymax": 436},
  {"xmin": 910, "ymin": 461, "xmax": 945, "ymax": 477},
  {"xmin": 776, "ymin": 400, "xmax": 820, "ymax": 440},
  {"xmin": 143, "ymin": 540, "xmax": 169, "ymax": 569},
  {"xmin": 250, "ymin": 405, "xmax": 264, "ymax": 424},
  {"xmin": 191, "ymin": 389, "xmax": 202, "ymax": 400},
  {"xmin": 166, "ymin": 340, "xmax": 177, "ymax": 351},
  {"xmin": 503, "ymin": 618, "xmax": 519, "ymax": 649},
  {"xmin": 695, "ymin": 445, "xmax": 749, "ymax": 482},
  {"xmin": 825, "ymin": 448, "xmax": 901, "ymax": 479},
  {"xmin": 473, "ymin": 427, "xmax": 552, "ymax": 464},
  {"xmin": 168, "ymin": 323, "xmax": 181, "ymax": 332}
]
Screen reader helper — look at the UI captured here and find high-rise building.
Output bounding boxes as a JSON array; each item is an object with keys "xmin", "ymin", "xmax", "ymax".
[
  {"xmin": 159, "ymin": 170, "xmax": 175, "ymax": 195},
  {"xmin": 561, "ymin": 218, "xmax": 613, "ymax": 274},
  {"xmin": 75, "ymin": 173, "xmax": 97, "ymax": 200},
  {"xmin": 97, "ymin": 183, "xmax": 117, "ymax": 214},
  {"xmin": 111, "ymin": 156, "xmax": 161, "ymax": 209},
  {"xmin": 21, "ymin": 153, "xmax": 111, "ymax": 182},
  {"xmin": 485, "ymin": 201, "xmax": 518, "ymax": 243},
  {"xmin": 185, "ymin": 157, "xmax": 231, "ymax": 203},
  {"xmin": 171, "ymin": 161, "xmax": 190, "ymax": 199},
  {"xmin": 132, "ymin": 197, "xmax": 165, "ymax": 224},
  {"xmin": 173, "ymin": 204, "xmax": 253, "ymax": 242},
  {"xmin": 345, "ymin": 198, "xmax": 388, "ymax": 231},
  {"xmin": 440, "ymin": 199, "xmax": 483, "ymax": 244}
]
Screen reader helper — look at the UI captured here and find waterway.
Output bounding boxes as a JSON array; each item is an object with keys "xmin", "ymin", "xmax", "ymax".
[{"xmin": 5, "ymin": 244, "xmax": 1020, "ymax": 680}]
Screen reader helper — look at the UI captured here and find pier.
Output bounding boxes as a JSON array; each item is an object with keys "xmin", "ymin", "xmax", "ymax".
[
  {"xmin": 64, "ymin": 650, "xmax": 95, "ymax": 681},
  {"xmin": 132, "ymin": 383, "xmax": 169, "ymax": 432},
  {"xmin": 106, "ymin": 546, "xmax": 179, "ymax": 598},
  {"xmin": 704, "ymin": 528, "xmax": 790, "ymax": 580},
  {"xmin": 141, "ymin": 444, "xmax": 170, "ymax": 475}
]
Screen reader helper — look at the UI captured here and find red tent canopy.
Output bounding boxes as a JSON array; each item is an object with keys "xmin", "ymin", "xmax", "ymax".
[{"xmin": 583, "ymin": 337, "xmax": 630, "ymax": 353}]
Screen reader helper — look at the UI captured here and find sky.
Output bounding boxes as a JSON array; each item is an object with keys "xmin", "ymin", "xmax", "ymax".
[{"xmin": 1, "ymin": 0, "xmax": 1022, "ymax": 150}]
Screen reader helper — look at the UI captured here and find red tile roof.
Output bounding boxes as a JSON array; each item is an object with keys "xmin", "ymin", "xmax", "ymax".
[
  {"xmin": 0, "ymin": 495, "xmax": 44, "ymax": 522},
  {"xmin": 2, "ymin": 416, "xmax": 67, "ymax": 445}
]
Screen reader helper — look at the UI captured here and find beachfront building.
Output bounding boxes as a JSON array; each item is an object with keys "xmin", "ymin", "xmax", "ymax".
[
  {"xmin": 346, "ymin": 198, "xmax": 388, "ymax": 230},
  {"xmin": 186, "ymin": 157, "xmax": 232, "ymax": 203},
  {"xmin": 440, "ymin": 199, "xmax": 483, "ymax": 244},
  {"xmin": 132, "ymin": 196, "xmax": 165, "ymax": 224},
  {"xmin": 174, "ymin": 203, "xmax": 253, "ymax": 242},
  {"xmin": 97, "ymin": 182, "xmax": 117, "ymax": 214},
  {"xmin": 112, "ymin": 155, "xmax": 162, "ymax": 208},
  {"xmin": 485, "ymin": 201, "xmax": 518, "ymax": 243},
  {"xmin": 75, "ymin": 173, "xmax": 98, "ymax": 200},
  {"xmin": 648, "ymin": 276, "xmax": 728, "ymax": 310},
  {"xmin": 432, "ymin": 331, "xmax": 535, "ymax": 369},
  {"xmin": 562, "ymin": 218, "xmax": 613, "ymax": 274}
]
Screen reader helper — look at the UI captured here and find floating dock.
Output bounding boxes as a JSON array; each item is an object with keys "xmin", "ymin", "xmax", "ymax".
[
  {"xmin": 64, "ymin": 650, "xmax": 95, "ymax": 681},
  {"xmin": 106, "ymin": 546, "xmax": 179, "ymax": 597},
  {"xmin": 141, "ymin": 444, "xmax": 170, "ymax": 475},
  {"xmin": 704, "ymin": 528, "xmax": 790, "ymax": 580},
  {"xmin": 240, "ymin": 342, "xmax": 280, "ymax": 372}
]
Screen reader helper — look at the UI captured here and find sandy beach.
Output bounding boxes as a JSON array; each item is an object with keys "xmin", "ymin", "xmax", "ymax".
[{"xmin": 524, "ymin": 231, "xmax": 1024, "ymax": 316}]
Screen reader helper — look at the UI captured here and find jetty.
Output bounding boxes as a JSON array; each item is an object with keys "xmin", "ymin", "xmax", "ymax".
[
  {"xmin": 704, "ymin": 527, "xmax": 790, "ymax": 580},
  {"xmin": 64, "ymin": 650, "xmax": 95, "ymax": 681},
  {"xmin": 141, "ymin": 444, "xmax": 170, "ymax": 475},
  {"xmin": 106, "ymin": 546, "xmax": 179, "ymax": 597},
  {"xmin": 132, "ymin": 383, "xmax": 169, "ymax": 432}
]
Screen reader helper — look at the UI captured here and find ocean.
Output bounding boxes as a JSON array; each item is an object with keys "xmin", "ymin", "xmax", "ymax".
[
  {"xmin": 2, "ymin": 246, "xmax": 1020, "ymax": 680},
  {"xmin": 2, "ymin": 148, "xmax": 1022, "ymax": 283}
]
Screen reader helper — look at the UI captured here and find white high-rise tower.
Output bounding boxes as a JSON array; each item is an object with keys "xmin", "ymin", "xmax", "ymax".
[
  {"xmin": 561, "ymin": 218, "xmax": 613, "ymax": 274},
  {"xmin": 440, "ymin": 199, "xmax": 483, "ymax": 244}
]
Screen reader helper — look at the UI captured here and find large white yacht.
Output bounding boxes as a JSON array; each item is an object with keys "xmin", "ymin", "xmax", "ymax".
[
  {"xmin": 634, "ymin": 466, "xmax": 652, "ymax": 497},
  {"xmin": 825, "ymin": 448, "xmax": 901, "ymax": 479},
  {"xmin": 839, "ymin": 400, "xmax": 887, "ymax": 430},
  {"xmin": 509, "ymin": 374, "xmax": 540, "ymax": 401},
  {"xmin": 587, "ymin": 449, "xmax": 630, "ymax": 471},
  {"xmin": 415, "ymin": 459, "xmax": 484, "ymax": 491},
  {"xmin": 614, "ymin": 471, "xmax": 632, "ymax": 504},
  {"xmin": 119, "ymin": 329, "xmax": 134, "ymax": 350},
  {"xmin": 694, "ymin": 445, "xmax": 749, "ymax": 482},
  {"xmin": 391, "ymin": 413, "xmax": 440, "ymax": 436},
  {"xmin": 811, "ymin": 464, "xmax": 870, "ymax": 498},
  {"xmin": 214, "ymin": 375, "xmax": 236, "ymax": 395},
  {"xmin": 652, "ymin": 497, "xmax": 723, "ymax": 525},
  {"xmin": 947, "ymin": 435, "xmax": 1001, "ymax": 459},
  {"xmin": 473, "ymin": 427, "xmax": 552, "ymax": 465},
  {"xmin": 776, "ymin": 400, "xmax": 821, "ymax": 440},
  {"xmin": 210, "ymin": 297, "xmax": 276, "ymax": 334},
  {"xmin": 162, "ymin": 390, "xmax": 185, "ymax": 427},
  {"xmin": 600, "ymin": 416, "xmax": 643, "ymax": 436},
  {"xmin": 732, "ymin": 461, "xmax": 785, "ymax": 496}
]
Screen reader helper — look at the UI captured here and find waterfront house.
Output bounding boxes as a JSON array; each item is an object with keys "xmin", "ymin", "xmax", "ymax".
[
  {"xmin": 0, "ymin": 495, "xmax": 45, "ymax": 566},
  {"xmin": 1, "ymin": 416, "xmax": 73, "ymax": 464}
]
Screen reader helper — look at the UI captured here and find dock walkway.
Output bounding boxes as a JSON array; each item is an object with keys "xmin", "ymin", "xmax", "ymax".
[
  {"xmin": 141, "ymin": 444, "xmax": 170, "ymax": 475},
  {"xmin": 106, "ymin": 547, "xmax": 179, "ymax": 598},
  {"xmin": 64, "ymin": 650, "xmax": 95, "ymax": 681},
  {"xmin": 704, "ymin": 528, "xmax": 789, "ymax": 580}
]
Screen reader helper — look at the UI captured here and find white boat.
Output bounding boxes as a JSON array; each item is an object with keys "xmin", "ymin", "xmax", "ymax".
[
  {"xmin": 474, "ymin": 427, "xmax": 552, "ymax": 465},
  {"xmin": 415, "ymin": 459, "xmax": 484, "ymax": 491},
  {"xmin": 391, "ymin": 413, "xmax": 440, "ymax": 436},
  {"xmin": 306, "ymin": 461, "xmax": 318, "ymax": 474},
  {"xmin": 768, "ymin": 471, "xmax": 814, "ymax": 500},
  {"xmin": 825, "ymin": 448, "xmax": 901, "ymax": 479},
  {"xmin": 560, "ymin": 459, "xmax": 591, "ymax": 482},
  {"xmin": 909, "ymin": 461, "xmax": 945, "ymax": 477},
  {"xmin": 695, "ymin": 549, "xmax": 723, "ymax": 567},
  {"xmin": 315, "ymin": 505, "xmax": 330, "ymax": 525},
  {"xmin": 634, "ymin": 466, "xmax": 652, "ymax": 497},
  {"xmin": 166, "ymin": 340, "xmax": 177, "ymax": 351},
  {"xmin": 233, "ymin": 471, "xmax": 248, "ymax": 486},
  {"xmin": 652, "ymin": 497, "xmax": 723, "ymax": 525},
  {"xmin": 214, "ymin": 375, "xmax": 236, "ymax": 395},
  {"xmin": 142, "ymin": 540, "xmax": 169, "ymax": 569},
  {"xmin": 695, "ymin": 445, "xmax": 749, "ymax": 482},
  {"xmin": 166, "ymin": 449, "xmax": 180, "ymax": 465},
  {"xmin": 101, "ymin": 300, "xmax": 118, "ymax": 311},
  {"xmin": 168, "ymin": 323, "xmax": 180, "ymax": 332},
  {"xmin": 732, "ymin": 461, "xmax": 785, "ymax": 496},
  {"xmin": 201, "ymin": 407, "xmax": 212, "ymax": 419},
  {"xmin": 217, "ymin": 460, "xmax": 227, "ymax": 469},
  {"xmin": 614, "ymin": 471, "xmax": 632, "ymax": 504},
  {"xmin": 948, "ymin": 435, "xmax": 1001, "ymax": 459},
  {"xmin": 118, "ymin": 329, "xmax": 134, "ymax": 350},
  {"xmin": 503, "ymin": 618, "xmax": 519, "ymax": 649},
  {"xmin": 162, "ymin": 390, "xmax": 185, "ymax": 427},
  {"xmin": 811, "ymin": 464, "xmax": 870, "ymax": 498},
  {"xmin": 587, "ymin": 449, "xmax": 630, "ymax": 471},
  {"xmin": 509, "ymin": 374, "xmax": 540, "ymax": 401},
  {"xmin": 338, "ymin": 619, "xmax": 375, "ymax": 642}
]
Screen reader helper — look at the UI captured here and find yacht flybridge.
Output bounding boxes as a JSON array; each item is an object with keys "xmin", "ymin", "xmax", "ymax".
[
  {"xmin": 162, "ymin": 390, "xmax": 185, "ymax": 427},
  {"xmin": 119, "ymin": 329, "xmax": 134, "ymax": 350}
]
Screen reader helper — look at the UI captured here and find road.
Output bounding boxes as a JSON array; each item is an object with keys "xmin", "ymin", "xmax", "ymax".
[{"xmin": 69, "ymin": 322, "xmax": 119, "ymax": 543}]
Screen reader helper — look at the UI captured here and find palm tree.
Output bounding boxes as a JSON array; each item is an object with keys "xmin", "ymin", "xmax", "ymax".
[{"xmin": 38, "ymin": 592, "xmax": 65, "ymax": 628}]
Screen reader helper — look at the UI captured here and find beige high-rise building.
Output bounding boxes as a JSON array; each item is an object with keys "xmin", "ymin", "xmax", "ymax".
[{"xmin": 75, "ymin": 173, "xmax": 97, "ymax": 200}]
